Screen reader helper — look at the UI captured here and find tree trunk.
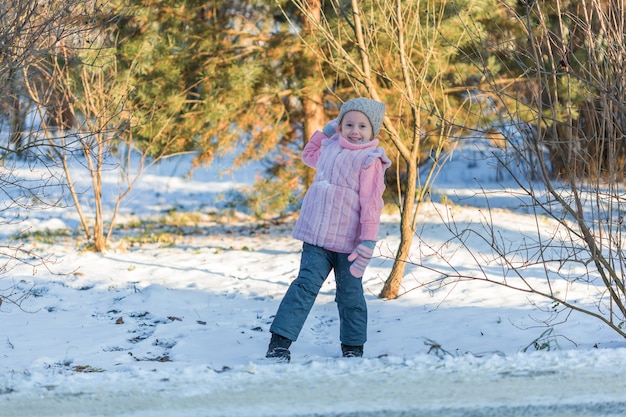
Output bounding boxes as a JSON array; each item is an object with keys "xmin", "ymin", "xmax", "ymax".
[
  {"xmin": 380, "ymin": 218, "xmax": 413, "ymax": 299},
  {"xmin": 380, "ymin": 157, "xmax": 418, "ymax": 299},
  {"xmin": 93, "ymin": 177, "xmax": 105, "ymax": 252},
  {"xmin": 301, "ymin": 0, "xmax": 323, "ymax": 189},
  {"xmin": 8, "ymin": 71, "xmax": 25, "ymax": 153}
]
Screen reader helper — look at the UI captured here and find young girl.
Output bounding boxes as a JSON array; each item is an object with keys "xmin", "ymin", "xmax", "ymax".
[{"xmin": 266, "ymin": 97, "xmax": 391, "ymax": 361}]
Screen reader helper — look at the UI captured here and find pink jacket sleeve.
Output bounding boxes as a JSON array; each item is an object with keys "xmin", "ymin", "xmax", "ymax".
[
  {"xmin": 358, "ymin": 158, "xmax": 387, "ymax": 241},
  {"xmin": 302, "ymin": 131, "xmax": 327, "ymax": 168}
]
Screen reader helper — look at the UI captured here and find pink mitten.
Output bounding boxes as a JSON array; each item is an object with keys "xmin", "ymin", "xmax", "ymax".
[{"xmin": 347, "ymin": 241, "xmax": 376, "ymax": 278}]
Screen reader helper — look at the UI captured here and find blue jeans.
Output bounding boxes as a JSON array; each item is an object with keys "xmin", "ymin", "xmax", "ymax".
[{"xmin": 270, "ymin": 243, "xmax": 367, "ymax": 346}]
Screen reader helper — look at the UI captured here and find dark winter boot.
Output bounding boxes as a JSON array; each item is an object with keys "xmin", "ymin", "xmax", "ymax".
[
  {"xmin": 266, "ymin": 332, "xmax": 292, "ymax": 362},
  {"xmin": 341, "ymin": 344, "xmax": 363, "ymax": 358}
]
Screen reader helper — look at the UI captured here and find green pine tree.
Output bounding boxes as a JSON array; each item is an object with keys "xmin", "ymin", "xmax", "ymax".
[{"xmin": 110, "ymin": 0, "xmax": 333, "ymax": 217}]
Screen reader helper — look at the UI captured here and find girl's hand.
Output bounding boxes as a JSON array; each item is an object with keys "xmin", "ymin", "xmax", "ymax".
[
  {"xmin": 348, "ymin": 241, "xmax": 376, "ymax": 278},
  {"xmin": 322, "ymin": 119, "xmax": 339, "ymax": 137}
]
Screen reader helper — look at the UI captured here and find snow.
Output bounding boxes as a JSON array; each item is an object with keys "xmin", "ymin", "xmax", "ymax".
[{"xmin": 2, "ymin": 144, "xmax": 626, "ymax": 416}]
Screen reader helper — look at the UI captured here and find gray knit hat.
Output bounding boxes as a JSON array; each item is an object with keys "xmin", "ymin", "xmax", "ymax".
[{"xmin": 338, "ymin": 98, "xmax": 386, "ymax": 138}]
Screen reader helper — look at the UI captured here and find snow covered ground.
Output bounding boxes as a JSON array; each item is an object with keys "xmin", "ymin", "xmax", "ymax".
[{"xmin": 2, "ymin": 144, "xmax": 626, "ymax": 416}]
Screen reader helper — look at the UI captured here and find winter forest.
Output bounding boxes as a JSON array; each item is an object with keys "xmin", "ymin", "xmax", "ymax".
[{"xmin": 3, "ymin": 1, "xmax": 626, "ymax": 416}]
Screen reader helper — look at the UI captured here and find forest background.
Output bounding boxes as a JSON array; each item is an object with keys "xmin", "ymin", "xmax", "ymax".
[{"xmin": 3, "ymin": 0, "xmax": 626, "ymax": 342}]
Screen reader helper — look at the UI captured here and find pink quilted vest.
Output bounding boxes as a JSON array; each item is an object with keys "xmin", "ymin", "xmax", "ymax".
[{"xmin": 292, "ymin": 132, "xmax": 391, "ymax": 253}]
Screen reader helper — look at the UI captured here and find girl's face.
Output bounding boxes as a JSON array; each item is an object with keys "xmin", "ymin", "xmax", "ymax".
[{"xmin": 339, "ymin": 111, "xmax": 374, "ymax": 143}]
